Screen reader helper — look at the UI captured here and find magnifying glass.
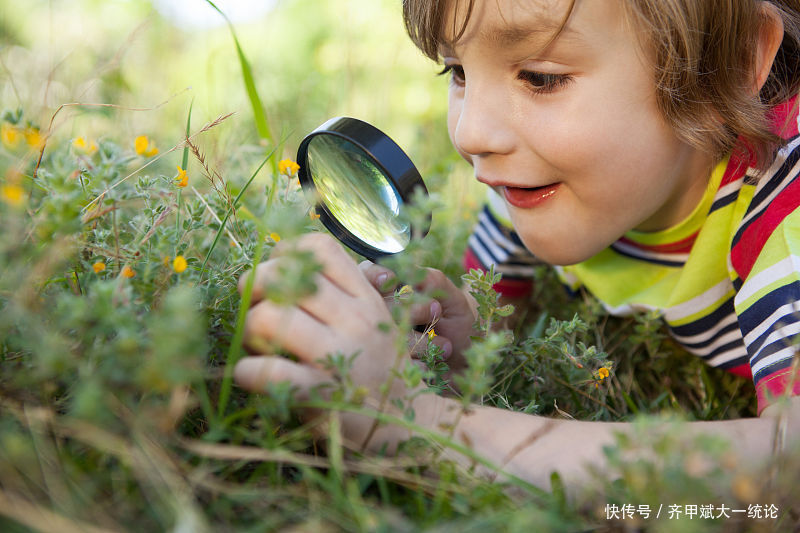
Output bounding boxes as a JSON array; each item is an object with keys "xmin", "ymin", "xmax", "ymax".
[{"xmin": 296, "ymin": 117, "xmax": 430, "ymax": 261}]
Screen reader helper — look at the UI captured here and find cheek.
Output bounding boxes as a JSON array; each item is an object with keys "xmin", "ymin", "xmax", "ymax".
[
  {"xmin": 535, "ymin": 64, "xmax": 665, "ymax": 161},
  {"xmin": 529, "ymin": 92, "xmax": 675, "ymax": 185}
]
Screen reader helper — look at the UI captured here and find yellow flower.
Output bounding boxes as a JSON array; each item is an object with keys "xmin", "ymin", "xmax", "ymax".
[
  {"xmin": 1, "ymin": 184, "xmax": 24, "ymax": 207},
  {"xmin": 396, "ymin": 284, "xmax": 414, "ymax": 297},
  {"xmin": 597, "ymin": 367, "xmax": 610, "ymax": 380},
  {"xmin": 121, "ymin": 265, "xmax": 136, "ymax": 278},
  {"xmin": 24, "ymin": 127, "xmax": 44, "ymax": 149},
  {"xmin": 175, "ymin": 165, "xmax": 188, "ymax": 188},
  {"xmin": 134, "ymin": 135, "xmax": 158, "ymax": 157},
  {"xmin": 73, "ymin": 137, "xmax": 98, "ymax": 155},
  {"xmin": 1, "ymin": 123, "xmax": 20, "ymax": 149},
  {"xmin": 92, "ymin": 262, "xmax": 106, "ymax": 273},
  {"xmin": 427, "ymin": 328, "xmax": 437, "ymax": 340},
  {"xmin": 309, "ymin": 210, "xmax": 321, "ymax": 220},
  {"xmin": 269, "ymin": 232, "xmax": 281, "ymax": 242},
  {"xmin": 278, "ymin": 158, "xmax": 300, "ymax": 176},
  {"xmin": 134, "ymin": 136, "xmax": 148, "ymax": 154},
  {"xmin": 172, "ymin": 255, "xmax": 187, "ymax": 273}
]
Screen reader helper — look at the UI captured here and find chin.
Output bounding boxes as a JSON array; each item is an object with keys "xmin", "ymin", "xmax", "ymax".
[
  {"xmin": 520, "ymin": 237, "xmax": 604, "ymax": 266},
  {"xmin": 532, "ymin": 249, "xmax": 592, "ymax": 266}
]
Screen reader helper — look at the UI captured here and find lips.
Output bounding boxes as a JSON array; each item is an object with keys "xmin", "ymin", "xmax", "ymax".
[{"xmin": 503, "ymin": 183, "xmax": 560, "ymax": 208}]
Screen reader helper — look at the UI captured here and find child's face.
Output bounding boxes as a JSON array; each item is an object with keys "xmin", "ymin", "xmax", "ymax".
[{"xmin": 442, "ymin": 0, "xmax": 715, "ymax": 265}]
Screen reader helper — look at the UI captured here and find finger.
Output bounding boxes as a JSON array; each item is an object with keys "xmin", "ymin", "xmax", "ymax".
[
  {"xmin": 296, "ymin": 272, "xmax": 359, "ymax": 324},
  {"xmin": 377, "ymin": 269, "xmax": 458, "ymax": 326},
  {"xmin": 245, "ymin": 300, "xmax": 333, "ymax": 364},
  {"xmin": 407, "ymin": 330, "xmax": 453, "ymax": 360},
  {"xmin": 417, "ymin": 268, "xmax": 474, "ymax": 321},
  {"xmin": 234, "ymin": 356, "xmax": 332, "ymax": 401},
  {"xmin": 242, "ymin": 331, "xmax": 276, "ymax": 355},
  {"xmin": 235, "ymin": 356, "xmax": 398, "ymax": 451},
  {"xmin": 406, "ymin": 298, "xmax": 442, "ymax": 327},
  {"xmin": 358, "ymin": 261, "xmax": 398, "ymax": 294},
  {"xmin": 273, "ymin": 234, "xmax": 379, "ymax": 301},
  {"xmin": 238, "ymin": 266, "xmax": 258, "ymax": 300},
  {"xmin": 239, "ymin": 253, "xmax": 359, "ymax": 310},
  {"xmin": 238, "ymin": 259, "xmax": 291, "ymax": 304}
]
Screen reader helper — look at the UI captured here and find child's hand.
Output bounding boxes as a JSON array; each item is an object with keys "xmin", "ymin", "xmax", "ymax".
[
  {"xmin": 234, "ymin": 234, "xmax": 421, "ymax": 450},
  {"xmin": 358, "ymin": 262, "xmax": 478, "ymax": 373}
]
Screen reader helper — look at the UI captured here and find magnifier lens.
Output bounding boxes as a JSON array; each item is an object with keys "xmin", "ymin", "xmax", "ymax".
[
  {"xmin": 306, "ymin": 135, "xmax": 410, "ymax": 254},
  {"xmin": 298, "ymin": 117, "xmax": 429, "ymax": 260}
]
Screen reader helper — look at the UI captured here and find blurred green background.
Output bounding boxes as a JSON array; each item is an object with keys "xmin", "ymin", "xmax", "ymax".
[{"xmin": 0, "ymin": 0, "xmax": 478, "ymax": 193}]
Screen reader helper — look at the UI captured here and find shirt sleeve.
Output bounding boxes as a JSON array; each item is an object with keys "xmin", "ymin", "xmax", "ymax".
[
  {"xmin": 463, "ymin": 188, "xmax": 540, "ymax": 297},
  {"xmin": 731, "ymin": 149, "xmax": 800, "ymax": 414}
]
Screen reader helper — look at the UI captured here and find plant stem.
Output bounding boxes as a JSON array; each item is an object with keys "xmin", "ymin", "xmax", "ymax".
[
  {"xmin": 197, "ymin": 152, "xmax": 273, "ymax": 285},
  {"xmin": 216, "ymin": 232, "xmax": 266, "ymax": 418}
]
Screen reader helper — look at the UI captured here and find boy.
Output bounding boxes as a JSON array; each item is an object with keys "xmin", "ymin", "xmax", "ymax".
[{"xmin": 235, "ymin": 0, "xmax": 800, "ymax": 491}]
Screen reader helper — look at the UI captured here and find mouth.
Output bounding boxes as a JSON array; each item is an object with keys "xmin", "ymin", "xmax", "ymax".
[{"xmin": 502, "ymin": 183, "xmax": 561, "ymax": 208}]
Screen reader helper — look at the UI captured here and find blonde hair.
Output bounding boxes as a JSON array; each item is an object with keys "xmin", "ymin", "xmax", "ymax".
[{"xmin": 403, "ymin": 0, "xmax": 800, "ymax": 170}]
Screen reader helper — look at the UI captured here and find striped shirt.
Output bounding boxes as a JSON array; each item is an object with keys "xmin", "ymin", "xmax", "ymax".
[{"xmin": 464, "ymin": 98, "xmax": 800, "ymax": 414}]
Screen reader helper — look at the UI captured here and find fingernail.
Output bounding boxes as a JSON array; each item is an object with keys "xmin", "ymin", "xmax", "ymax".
[
  {"xmin": 442, "ymin": 339, "xmax": 453, "ymax": 359},
  {"xmin": 376, "ymin": 273, "xmax": 389, "ymax": 286},
  {"xmin": 430, "ymin": 300, "xmax": 442, "ymax": 319}
]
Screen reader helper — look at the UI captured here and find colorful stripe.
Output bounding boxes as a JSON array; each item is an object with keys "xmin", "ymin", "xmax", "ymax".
[{"xmin": 465, "ymin": 203, "xmax": 537, "ymax": 297}]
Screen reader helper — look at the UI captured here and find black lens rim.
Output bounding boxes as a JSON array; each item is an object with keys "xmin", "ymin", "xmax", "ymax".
[{"xmin": 297, "ymin": 117, "xmax": 429, "ymax": 261}]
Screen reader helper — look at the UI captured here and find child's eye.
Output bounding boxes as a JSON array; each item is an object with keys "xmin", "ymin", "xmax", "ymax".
[
  {"xmin": 517, "ymin": 71, "xmax": 572, "ymax": 94},
  {"xmin": 438, "ymin": 63, "xmax": 465, "ymax": 86}
]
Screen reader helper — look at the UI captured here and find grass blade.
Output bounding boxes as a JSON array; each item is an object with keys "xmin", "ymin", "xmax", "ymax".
[
  {"xmin": 204, "ymin": 0, "xmax": 273, "ymax": 144},
  {"xmin": 182, "ymin": 98, "xmax": 193, "ymax": 170},
  {"xmin": 176, "ymin": 98, "xmax": 193, "ymax": 254},
  {"xmin": 197, "ymin": 150, "xmax": 274, "ymax": 281},
  {"xmin": 217, "ymin": 234, "xmax": 265, "ymax": 418}
]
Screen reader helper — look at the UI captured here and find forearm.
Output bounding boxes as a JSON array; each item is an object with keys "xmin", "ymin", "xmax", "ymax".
[
  {"xmin": 418, "ymin": 395, "xmax": 624, "ymax": 490},
  {"xmin": 413, "ymin": 394, "xmax": 785, "ymax": 493}
]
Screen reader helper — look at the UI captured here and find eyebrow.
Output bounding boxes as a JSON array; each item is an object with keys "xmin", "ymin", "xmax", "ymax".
[
  {"xmin": 487, "ymin": 22, "xmax": 581, "ymax": 47},
  {"xmin": 441, "ymin": 22, "xmax": 582, "ymax": 54}
]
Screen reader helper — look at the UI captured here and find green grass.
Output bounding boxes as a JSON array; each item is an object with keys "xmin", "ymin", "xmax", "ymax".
[{"xmin": 3, "ymin": 104, "xmax": 798, "ymax": 532}]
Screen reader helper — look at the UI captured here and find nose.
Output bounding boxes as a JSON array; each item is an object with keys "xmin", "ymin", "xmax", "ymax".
[{"xmin": 451, "ymin": 82, "xmax": 515, "ymax": 158}]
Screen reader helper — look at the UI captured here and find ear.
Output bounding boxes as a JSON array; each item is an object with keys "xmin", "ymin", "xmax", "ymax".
[{"xmin": 752, "ymin": 1, "xmax": 785, "ymax": 94}]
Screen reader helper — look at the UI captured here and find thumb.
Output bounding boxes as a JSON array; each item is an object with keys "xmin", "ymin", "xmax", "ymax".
[
  {"xmin": 358, "ymin": 260, "xmax": 398, "ymax": 294},
  {"xmin": 418, "ymin": 268, "xmax": 474, "ymax": 319}
]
